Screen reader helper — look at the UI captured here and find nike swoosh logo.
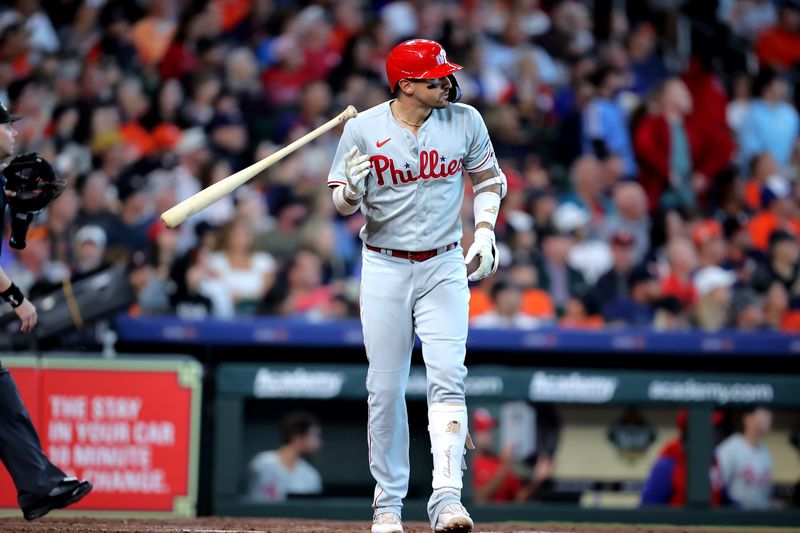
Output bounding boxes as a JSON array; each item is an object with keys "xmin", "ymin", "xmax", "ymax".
[{"xmin": 376, "ymin": 138, "xmax": 391, "ymax": 148}]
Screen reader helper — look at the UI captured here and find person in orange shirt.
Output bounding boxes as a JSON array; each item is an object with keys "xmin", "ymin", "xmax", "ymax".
[
  {"xmin": 131, "ymin": 2, "xmax": 177, "ymax": 67},
  {"xmin": 743, "ymin": 152, "xmax": 780, "ymax": 212},
  {"xmin": 747, "ymin": 175, "xmax": 800, "ymax": 252}
]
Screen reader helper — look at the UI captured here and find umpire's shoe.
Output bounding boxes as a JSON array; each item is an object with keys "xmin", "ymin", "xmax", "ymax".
[
  {"xmin": 23, "ymin": 477, "xmax": 93, "ymax": 521},
  {"xmin": 434, "ymin": 503, "xmax": 473, "ymax": 532}
]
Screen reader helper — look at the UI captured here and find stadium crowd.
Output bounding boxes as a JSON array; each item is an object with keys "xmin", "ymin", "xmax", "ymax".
[{"xmin": 1, "ymin": 0, "xmax": 800, "ymax": 332}]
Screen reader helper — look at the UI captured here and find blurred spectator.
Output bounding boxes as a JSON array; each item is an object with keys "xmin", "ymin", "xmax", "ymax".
[
  {"xmin": 730, "ymin": 288, "xmax": 766, "ymax": 331},
  {"xmin": 726, "ymin": 73, "xmax": 752, "ymax": 134},
  {"xmin": 602, "ymin": 264, "xmax": 661, "ymax": 326},
  {"xmin": 559, "ymin": 296, "xmax": 603, "ymax": 329},
  {"xmin": 627, "ymin": 22, "xmax": 669, "ymax": 96},
  {"xmin": 247, "ymin": 411, "xmax": 323, "ymax": 503},
  {"xmin": 130, "ymin": 0, "xmax": 178, "ymax": 67},
  {"xmin": 74, "ymin": 171, "xmax": 114, "ymax": 230},
  {"xmin": 0, "ymin": 0, "xmax": 60, "ymax": 54},
  {"xmin": 744, "ymin": 152, "xmax": 779, "ymax": 211},
  {"xmin": 762, "ymin": 281, "xmax": 795, "ymax": 330},
  {"xmin": 472, "ymin": 280, "xmax": 542, "ymax": 329},
  {"xmin": 105, "ymin": 171, "xmax": 152, "ymax": 256},
  {"xmin": 692, "ymin": 219, "xmax": 726, "ymax": 269},
  {"xmin": 199, "ymin": 217, "xmax": 276, "ymax": 317},
  {"xmin": 660, "ymin": 238, "xmax": 698, "ymax": 310},
  {"xmin": 471, "ymin": 408, "xmax": 552, "ymax": 504},
  {"xmin": 555, "ymin": 202, "xmax": 612, "ymax": 284},
  {"xmin": 755, "ymin": 0, "xmax": 800, "ymax": 69},
  {"xmin": 634, "ymin": 78, "xmax": 730, "ymax": 213},
  {"xmin": 751, "ymin": 229, "xmax": 800, "ymax": 303},
  {"xmin": 747, "ymin": 176, "xmax": 800, "ymax": 252},
  {"xmin": 738, "ymin": 67, "xmax": 799, "ymax": 172},
  {"xmin": 653, "ymin": 296, "xmax": 690, "ymax": 331},
  {"xmin": 641, "ymin": 409, "xmax": 725, "ymax": 507},
  {"xmin": 127, "ymin": 250, "xmax": 170, "ymax": 316},
  {"xmin": 583, "ymin": 67, "xmax": 637, "ymax": 177},
  {"xmin": 72, "ymin": 225, "xmax": 108, "ymax": 276},
  {"xmin": 560, "ymin": 155, "xmax": 613, "ymax": 231},
  {"xmin": 718, "ymin": 0, "xmax": 777, "ymax": 41},
  {"xmin": 261, "ymin": 248, "xmax": 337, "ymax": 319},
  {"xmin": 716, "ymin": 406, "xmax": 774, "ymax": 509},
  {"xmin": 693, "ymin": 266, "xmax": 736, "ymax": 331},
  {"xmin": 535, "ymin": 226, "xmax": 587, "ymax": 313},
  {"xmin": 592, "ymin": 229, "xmax": 637, "ymax": 305},
  {"xmin": 601, "ymin": 181, "xmax": 651, "ymax": 265},
  {"xmin": 169, "ymin": 221, "xmax": 217, "ymax": 318}
]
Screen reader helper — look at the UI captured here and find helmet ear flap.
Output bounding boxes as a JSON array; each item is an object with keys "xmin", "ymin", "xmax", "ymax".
[{"xmin": 447, "ymin": 74, "xmax": 461, "ymax": 103}]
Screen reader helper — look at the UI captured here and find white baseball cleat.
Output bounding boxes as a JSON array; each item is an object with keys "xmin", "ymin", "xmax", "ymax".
[
  {"xmin": 372, "ymin": 512, "xmax": 403, "ymax": 533},
  {"xmin": 433, "ymin": 503, "xmax": 474, "ymax": 532}
]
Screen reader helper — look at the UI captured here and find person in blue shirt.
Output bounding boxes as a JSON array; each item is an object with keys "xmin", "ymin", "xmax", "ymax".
[
  {"xmin": 738, "ymin": 67, "xmax": 799, "ymax": 174},
  {"xmin": 583, "ymin": 66, "xmax": 638, "ymax": 178}
]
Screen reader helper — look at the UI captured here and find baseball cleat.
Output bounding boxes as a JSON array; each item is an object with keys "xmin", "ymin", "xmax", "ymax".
[
  {"xmin": 372, "ymin": 511, "xmax": 403, "ymax": 533},
  {"xmin": 433, "ymin": 503, "xmax": 473, "ymax": 532},
  {"xmin": 22, "ymin": 478, "xmax": 93, "ymax": 521}
]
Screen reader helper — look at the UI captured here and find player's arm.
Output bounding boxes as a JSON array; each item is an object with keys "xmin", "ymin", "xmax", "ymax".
[
  {"xmin": 0, "ymin": 265, "xmax": 37, "ymax": 333},
  {"xmin": 332, "ymin": 147, "xmax": 370, "ymax": 215},
  {"xmin": 329, "ymin": 121, "xmax": 370, "ymax": 216},
  {"xmin": 464, "ymin": 165, "xmax": 503, "ymax": 281},
  {"xmin": 468, "ymin": 167, "xmax": 502, "ymax": 230}
]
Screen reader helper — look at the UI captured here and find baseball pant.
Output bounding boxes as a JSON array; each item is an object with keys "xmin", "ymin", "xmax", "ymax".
[
  {"xmin": 0, "ymin": 364, "xmax": 65, "ymax": 509},
  {"xmin": 359, "ymin": 246, "xmax": 469, "ymax": 525}
]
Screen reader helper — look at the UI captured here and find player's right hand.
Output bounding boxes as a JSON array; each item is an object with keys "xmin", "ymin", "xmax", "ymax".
[
  {"xmin": 345, "ymin": 147, "xmax": 371, "ymax": 199},
  {"xmin": 14, "ymin": 298, "xmax": 37, "ymax": 334}
]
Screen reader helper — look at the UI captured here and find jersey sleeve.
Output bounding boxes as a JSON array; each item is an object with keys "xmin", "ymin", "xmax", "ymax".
[
  {"xmin": 327, "ymin": 120, "xmax": 361, "ymax": 189},
  {"xmin": 640, "ymin": 457, "xmax": 676, "ymax": 505},
  {"xmin": 463, "ymin": 106, "xmax": 497, "ymax": 174}
]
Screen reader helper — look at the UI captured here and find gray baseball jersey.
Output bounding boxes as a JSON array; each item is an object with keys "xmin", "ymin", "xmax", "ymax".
[
  {"xmin": 327, "ymin": 101, "xmax": 496, "ymax": 251},
  {"xmin": 715, "ymin": 434, "xmax": 773, "ymax": 509}
]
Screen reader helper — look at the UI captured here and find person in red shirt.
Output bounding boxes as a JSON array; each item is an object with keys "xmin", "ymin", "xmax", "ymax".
[
  {"xmin": 471, "ymin": 408, "xmax": 552, "ymax": 503},
  {"xmin": 641, "ymin": 409, "xmax": 726, "ymax": 507},
  {"xmin": 755, "ymin": 1, "xmax": 800, "ymax": 69},
  {"xmin": 633, "ymin": 78, "xmax": 731, "ymax": 213}
]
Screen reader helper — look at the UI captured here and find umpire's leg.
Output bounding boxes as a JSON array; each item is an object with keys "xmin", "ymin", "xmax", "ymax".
[{"xmin": 0, "ymin": 364, "xmax": 65, "ymax": 509}]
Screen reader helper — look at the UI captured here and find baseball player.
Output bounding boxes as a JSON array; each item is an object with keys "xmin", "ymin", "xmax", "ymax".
[
  {"xmin": 0, "ymin": 101, "xmax": 93, "ymax": 520},
  {"xmin": 328, "ymin": 40, "xmax": 505, "ymax": 533}
]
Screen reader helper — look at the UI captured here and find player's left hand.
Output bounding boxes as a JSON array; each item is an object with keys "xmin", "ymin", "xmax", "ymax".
[
  {"xmin": 464, "ymin": 227, "xmax": 499, "ymax": 281},
  {"xmin": 344, "ymin": 147, "xmax": 371, "ymax": 199}
]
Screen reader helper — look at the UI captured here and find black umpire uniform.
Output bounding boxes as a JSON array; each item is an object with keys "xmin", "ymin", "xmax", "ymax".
[{"xmin": 0, "ymin": 102, "xmax": 92, "ymax": 520}]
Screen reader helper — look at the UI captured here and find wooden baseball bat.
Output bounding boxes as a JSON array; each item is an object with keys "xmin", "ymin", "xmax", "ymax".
[{"xmin": 160, "ymin": 105, "xmax": 358, "ymax": 228}]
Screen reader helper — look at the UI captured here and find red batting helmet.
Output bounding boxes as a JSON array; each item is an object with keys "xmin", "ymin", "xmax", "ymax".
[{"xmin": 386, "ymin": 39, "xmax": 463, "ymax": 92}]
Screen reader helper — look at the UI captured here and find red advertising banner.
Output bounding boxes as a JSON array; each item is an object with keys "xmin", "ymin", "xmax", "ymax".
[
  {"xmin": 0, "ymin": 357, "xmax": 200, "ymax": 516},
  {"xmin": 0, "ymin": 363, "xmax": 38, "ymax": 509}
]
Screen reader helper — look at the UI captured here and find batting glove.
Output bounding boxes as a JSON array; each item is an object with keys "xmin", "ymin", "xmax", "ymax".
[
  {"xmin": 345, "ymin": 147, "xmax": 371, "ymax": 200},
  {"xmin": 464, "ymin": 227, "xmax": 499, "ymax": 281}
]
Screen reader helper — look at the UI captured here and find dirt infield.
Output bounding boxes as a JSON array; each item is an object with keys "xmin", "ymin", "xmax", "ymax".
[{"xmin": 0, "ymin": 517, "xmax": 790, "ymax": 533}]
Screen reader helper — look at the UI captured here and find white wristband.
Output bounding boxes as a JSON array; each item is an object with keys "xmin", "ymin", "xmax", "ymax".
[
  {"xmin": 473, "ymin": 190, "xmax": 501, "ymax": 228},
  {"xmin": 332, "ymin": 185, "xmax": 360, "ymax": 215}
]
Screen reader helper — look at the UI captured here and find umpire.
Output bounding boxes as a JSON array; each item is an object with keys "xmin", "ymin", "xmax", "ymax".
[{"xmin": 0, "ymin": 101, "xmax": 92, "ymax": 520}]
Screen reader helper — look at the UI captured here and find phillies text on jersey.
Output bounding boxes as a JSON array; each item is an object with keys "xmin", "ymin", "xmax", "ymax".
[{"xmin": 328, "ymin": 101, "xmax": 496, "ymax": 251}]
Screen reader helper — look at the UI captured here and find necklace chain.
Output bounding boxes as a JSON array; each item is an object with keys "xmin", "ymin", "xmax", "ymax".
[{"xmin": 392, "ymin": 102, "xmax": 429, "ymax": 128}]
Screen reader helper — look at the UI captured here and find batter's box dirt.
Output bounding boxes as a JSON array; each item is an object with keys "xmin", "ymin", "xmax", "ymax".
[{"xmin": 0, "ymin": 517, "xmax": 790, "ymax": 532}]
